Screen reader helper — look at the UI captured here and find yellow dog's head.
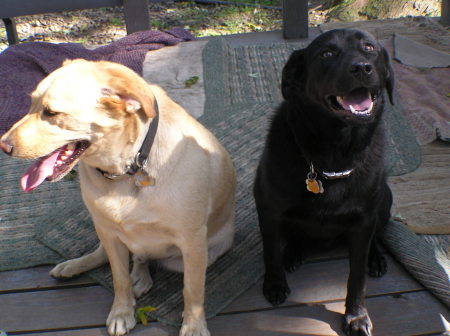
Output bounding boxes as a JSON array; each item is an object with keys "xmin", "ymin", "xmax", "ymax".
[{"xmin": 0, "ymin": 59, "xmax": 158, "ymax": 192}]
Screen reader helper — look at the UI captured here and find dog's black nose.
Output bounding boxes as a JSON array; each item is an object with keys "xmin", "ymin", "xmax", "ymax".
[
  {"xmin": 350, "ymin": 62, "xmax": 373, "ymax": 76},
  {"xmin": 0, "ymin": 139, "xmax": 13, "ymax": 155}
]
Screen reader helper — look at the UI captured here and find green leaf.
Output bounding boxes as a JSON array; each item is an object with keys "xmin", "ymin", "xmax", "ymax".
[
  {"xmin": 138, "ymin": 306, "xmax": 157, "ymax": 313},
  {"xmin": 135, "ymin": 306, "xmax": 157, "ymax": 326},
  {"xmin": 185, "ymin": 76, "xmax": 200, "ymax": 88}
]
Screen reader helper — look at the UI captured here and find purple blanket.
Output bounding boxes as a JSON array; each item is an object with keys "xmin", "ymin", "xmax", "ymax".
[{"xmin": 0, "ymin": 28, "xmax": 194, "ymax": 136}]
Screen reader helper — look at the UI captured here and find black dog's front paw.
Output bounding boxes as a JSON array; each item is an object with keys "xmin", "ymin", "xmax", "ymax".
[
  {"xmin": 368, "ymin": 253, "xmax": 387, "ymax": 278},
  {"xmin": 263, "ymin": 277, "xmax": 291, "ymax": 306},
  {"xmin": 343, "ymin": 311, "xmax": 373, "ymax": 336}
]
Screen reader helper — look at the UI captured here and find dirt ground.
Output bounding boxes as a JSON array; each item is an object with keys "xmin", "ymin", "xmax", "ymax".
[{"xmin": 0, "ymin": 0, "xmax": 443, "ymax": 50}]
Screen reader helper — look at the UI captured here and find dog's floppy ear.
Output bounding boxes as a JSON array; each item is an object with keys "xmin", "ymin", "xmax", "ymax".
[
  {"xmin": 101, "ymin": 67, "xmax": 157, "ymax": 119},
  {"xmin": 381, "ymin": 47, "xmax": 395, "ymax": 105},
  {"xmin": 281, "ymin": 49, "xmax": 306, "ymax": 101}
]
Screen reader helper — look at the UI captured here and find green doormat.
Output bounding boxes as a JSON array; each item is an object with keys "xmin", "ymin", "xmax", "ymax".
[{"xmin": 0, "ymin": 38, "xmax": 422, "ymax": 324}]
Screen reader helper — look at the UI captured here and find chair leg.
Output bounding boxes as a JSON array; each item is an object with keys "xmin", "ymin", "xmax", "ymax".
[
  {"xmin": 123, "ymin": 0, "xmax": 151, "ymax": 34},
  {"xmin": 3, "ymin": 18, "xmax": 19, "ymax": 45},
  {"xmin": 441, "ymin": 0, "xmax": 450, "ymax": 27},
  {"xmin": 282, "ymin": 0, "xmax": 308, "ymax": 39}
]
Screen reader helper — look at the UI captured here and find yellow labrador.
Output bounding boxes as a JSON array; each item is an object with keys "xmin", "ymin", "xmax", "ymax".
[{"xmin": 0, "ymin": 59, "xmax": 236, "ymax": 336}]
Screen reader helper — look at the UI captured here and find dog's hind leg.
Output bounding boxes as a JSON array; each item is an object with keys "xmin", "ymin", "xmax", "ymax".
[
  {"xmin": 50, "ymin": 244, "xmax": 108, "ymax": 279},
  {"xmin": 131, "ymin": 256, "xmax": 153, "ymax": 298},
  {"xmin": 283, "ymin": 223, "xmax": 303, "ymax": 273},
  {"xmin": 367, "ymin": 236, "xmax": 387, "ymax": 278}
]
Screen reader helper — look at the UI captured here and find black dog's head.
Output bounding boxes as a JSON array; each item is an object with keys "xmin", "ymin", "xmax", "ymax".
[{"xmin": 282, "ymin": 29, "xmax": 394, "ymax": 124}]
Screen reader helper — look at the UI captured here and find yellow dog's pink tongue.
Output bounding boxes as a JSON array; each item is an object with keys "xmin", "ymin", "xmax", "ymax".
[{"xmin": 20, "ymin": 150, "xmax": 61, "ymax": 192}]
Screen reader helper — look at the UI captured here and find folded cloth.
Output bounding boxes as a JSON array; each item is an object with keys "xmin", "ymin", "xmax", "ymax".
[{"xmin": 0, "ymin": 28, "xmax": 194, "ymax": 136}]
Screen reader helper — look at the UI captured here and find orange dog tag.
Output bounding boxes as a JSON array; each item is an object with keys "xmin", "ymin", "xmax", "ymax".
[
  {"xmin": 306, "ymin": 178, "xmax": 323, "ymax": 194},
  {"xmin": 134, "ymin": 170, "xmax": 155, "ymax": 187},
  {"xmin": 306, "ymin": 168, "xmax": 324, "ymax": 194}
]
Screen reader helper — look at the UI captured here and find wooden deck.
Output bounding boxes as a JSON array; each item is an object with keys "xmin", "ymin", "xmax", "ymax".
[
  {"xmin": 3, "ymin": 106, "xmax": 449, "ymax": 336},
  {"xmin": 1, "ymin": 19, "xmax": 450, "ymax": 336},
  {"xmin": 1, "ymin": 247, "xmax": 449, "ymax": 335}
]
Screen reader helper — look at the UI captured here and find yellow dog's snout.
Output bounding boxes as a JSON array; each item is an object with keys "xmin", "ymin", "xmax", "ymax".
[{"xmin": 0, "ymin": 137, "xmax": 14, "ymax": 155}]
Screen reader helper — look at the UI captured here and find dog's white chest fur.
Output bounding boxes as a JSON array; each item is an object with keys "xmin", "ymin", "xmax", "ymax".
[{"xmin": 78, "ymin": 164, "xmax": 182, "ymax": 260}]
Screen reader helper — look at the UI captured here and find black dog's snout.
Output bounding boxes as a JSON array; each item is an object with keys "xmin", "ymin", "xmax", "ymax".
[
  {"xmin": 0, "ymin": 139, "xmax": 14, "ymax": 155},
  {"xmin": 349, "ymin": 62, "xmax": 373, "ymax": 76}
]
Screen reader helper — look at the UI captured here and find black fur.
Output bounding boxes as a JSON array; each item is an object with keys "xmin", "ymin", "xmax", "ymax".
[{"xmin": 253, "ymin": 29, "xmax": 393, "ymax": 336}]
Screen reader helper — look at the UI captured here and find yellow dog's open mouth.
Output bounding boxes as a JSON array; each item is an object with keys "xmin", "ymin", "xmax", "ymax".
[{"xmin": 21, "ymin": 140, "xmax": 90, "ymax": 192}]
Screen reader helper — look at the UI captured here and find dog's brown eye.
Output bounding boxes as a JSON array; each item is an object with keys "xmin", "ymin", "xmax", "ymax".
[{"xmin": 364, "ymin": 44, "xmax": 375, "ymax": 52}]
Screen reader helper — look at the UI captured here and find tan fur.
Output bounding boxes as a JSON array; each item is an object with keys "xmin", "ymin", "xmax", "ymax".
[{"xmin": 1, "ymin": 60, "xmax": 236, "ymax": 336}]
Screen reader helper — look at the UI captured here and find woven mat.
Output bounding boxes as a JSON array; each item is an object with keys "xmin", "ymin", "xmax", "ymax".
[
  {"xmin": 389, "ymin": 141, "xmax": 450, "ymax": 235},
  {"xmin": 0, "ymin": 37, "xmax": 423, "ymax": 325},
  {"xmin": 383, "ymin": 220, "xmax": 450, "ymax": 307}
]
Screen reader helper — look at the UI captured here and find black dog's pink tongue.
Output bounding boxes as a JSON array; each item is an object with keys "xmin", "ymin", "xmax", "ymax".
[
  {"xmin": 339, "ymin": 89, "xmax": 372, "ymax": 111},
  {"xmin": 20, "ymin": 150, "xmax": 61, "ymax": 192}
]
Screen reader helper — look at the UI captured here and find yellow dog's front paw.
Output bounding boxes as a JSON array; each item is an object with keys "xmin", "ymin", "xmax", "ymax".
[
  {"xmin": 107, "ymin": 307, "xmax": 136, "ymax": 336},
  {"xmin": 179, "ymin": 318, "xmax": 210, "ymax": 336}
]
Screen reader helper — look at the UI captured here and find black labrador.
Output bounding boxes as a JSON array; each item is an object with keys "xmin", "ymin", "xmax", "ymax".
[{"xmin": 253, "ymin": 29, "xmax": 394, "ymax": 335}]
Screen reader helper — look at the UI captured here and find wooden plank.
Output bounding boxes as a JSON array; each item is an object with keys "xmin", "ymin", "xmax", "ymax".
[
  {"xmin": 224, "ymin": 254, "xmax": 423, "ymax": 313},
  {"xmin": 0, "ymin": 246, "xmax": 347, "ymax": 293},
  {"xmin": 2, "ymin": 18, "xmax": 19, "ymax": 45},
  {"xmin": 211, "ymin": 291, "xmax": 450, "ymax": 336},
  {"xmin": 123, "ymin": 0, "xmax": 151, "ymax": 34},
  {"xmin": 282, "ymin": 0, "xmax": 308, "ymax": 39},
  {"xmin": 16, "ymin": 324, "xmax": 177, "ymax": 336},
  {"xmin": 0, "ymin": 265, "xmax": 96, "ymax": 292},
  {"xmin": 0, "ymin": 0, "xmax": 152, "ymax": 43},
  {"xmin": 0, "ymin": 254, "xmax": 424, "ymax": 333},
  {"xmin": 20, "ymin": 291, "xmax": 449, "ymax": 336},
  {"xmin": 0, "ymin": 286, "xmax": 112, "ymax": 333},
  {"xmin": 442, "ymin": 0, "xmax": 450, "ymax": 26},
  {"xmin": 388, "ymin": 141, "xmax": 450, "ymax": 235},
  {"xmin": 0, "ymin": 0, "xmax": 122, "ymax": 18}
]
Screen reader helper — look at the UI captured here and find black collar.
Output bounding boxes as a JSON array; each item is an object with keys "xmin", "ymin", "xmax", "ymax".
[{"xmin": 97, "ymin": 101, "xmax": 159, "ymax": 180}]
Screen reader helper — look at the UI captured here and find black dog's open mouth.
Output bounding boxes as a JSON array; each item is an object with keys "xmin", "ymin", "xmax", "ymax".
[
  {"xmin": 21, "ymin": 140, "xmax": 90, "ymax": 192},
  {"xmin": 327, "ymin": 88, "xmax": 379, "ymax": 118}
]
